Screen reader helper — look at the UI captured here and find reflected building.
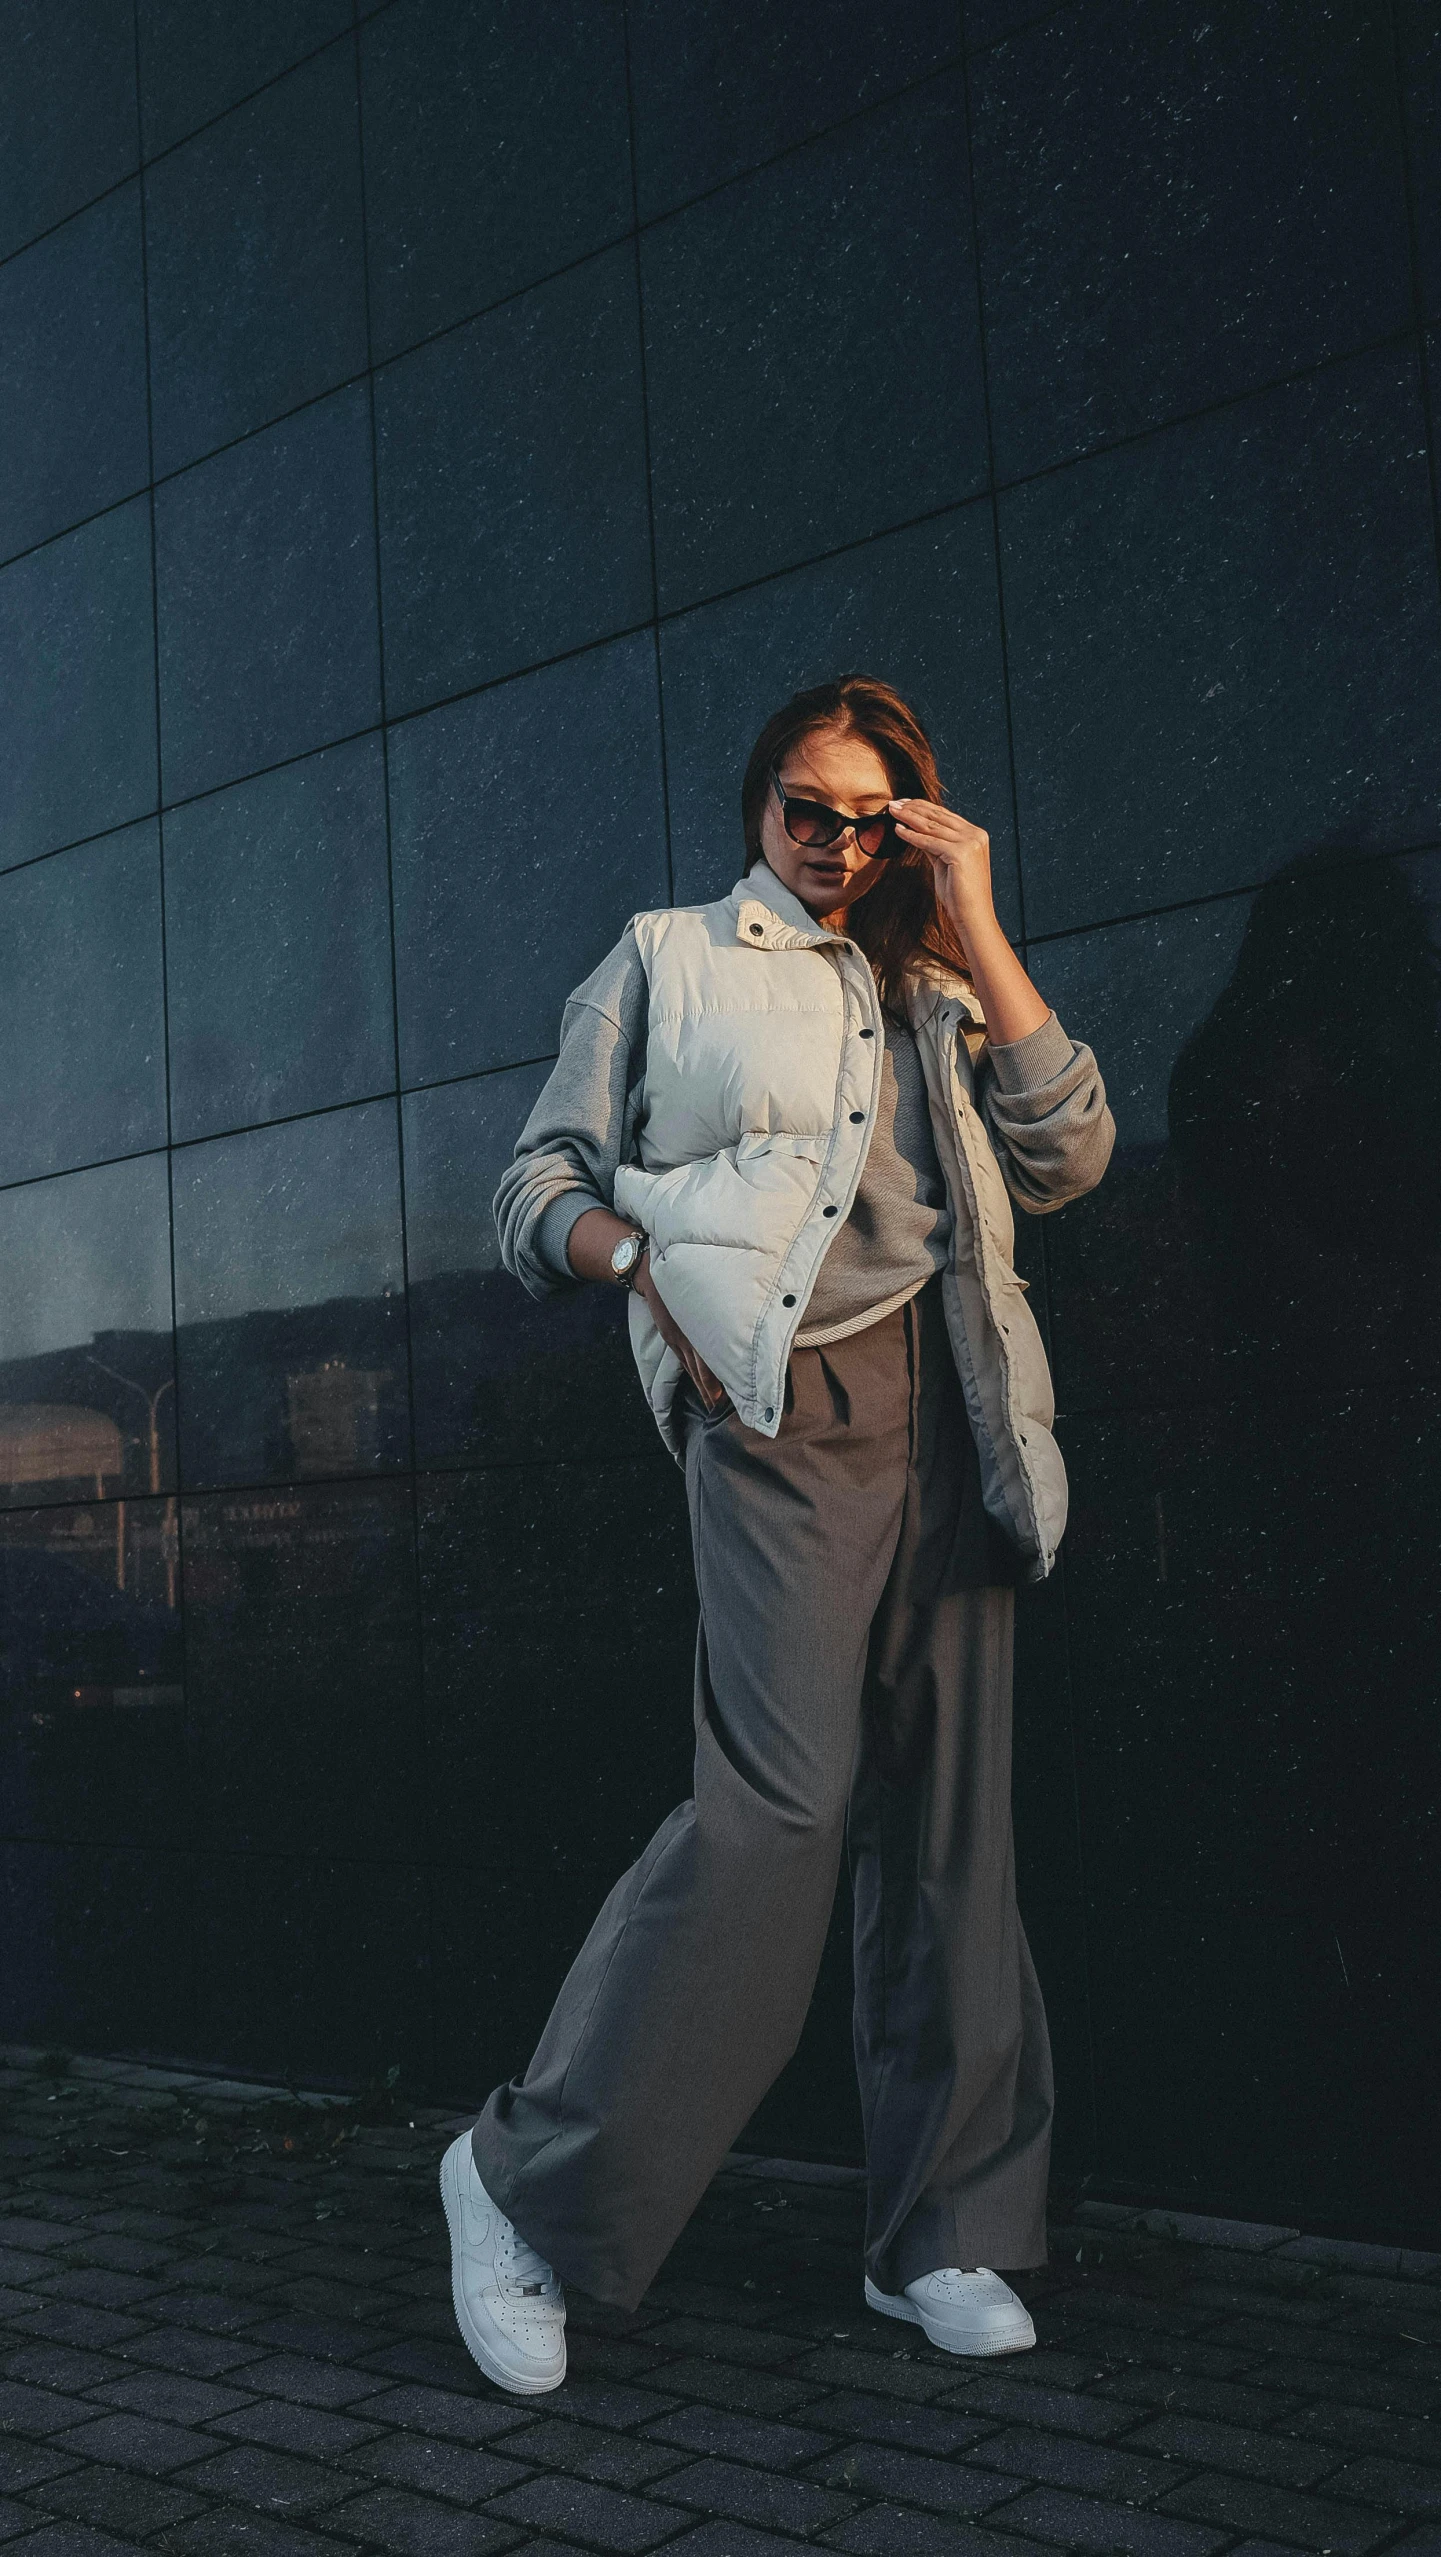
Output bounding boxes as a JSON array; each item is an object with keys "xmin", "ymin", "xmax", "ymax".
[{"xmin": 0, "ymin": 0, "xmax": 1437, "ymax": 2238}]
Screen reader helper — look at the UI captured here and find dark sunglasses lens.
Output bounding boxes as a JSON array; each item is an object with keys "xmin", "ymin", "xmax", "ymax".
[
  {"xmin": 783, "ymin": 797, "xmax": 843, "ymax": 847},
  {"xmin": 854, "ymin": 815, "xmax": 896, "ymax": 856}
]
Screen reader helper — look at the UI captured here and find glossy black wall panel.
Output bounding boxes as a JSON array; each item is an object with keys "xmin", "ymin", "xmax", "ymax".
[
  {"xmin": 659, "ymin": 504, "xmax": 1021, "ymax": 932},
  {"xmin": 1401, "ymin": 0, "xmax": 1440, "ymax": 325},
  {"xmin": 144, "ymin": 45, "xmax": 368, "ymax": 477},
  {"xmin": 417, "ymin": 1462, "xmax": 695, "ymax": 1871},
  {"xmin": 374, "ymin": 248, "xmax": 651, "ymax": 716},
  {"xmin": 402, "ymin": 1070, "xmax": 654, "ymax": 1470},
  {"xmin": 0, "ymin": 1154, "xmax": 175, "ymax": 1510},
  {"xmin": 1060, "ymin": 1393, "xmax": 1441, "ymax": 2238},
  {"xmin": 0, "ymin": 0, "xmax": 138, "ymax": 262},
  {"xmin": 972, "ymin": 0, "xmax": 1411, "ymax": 481},
  {"xmin": 0, "ymin": 501, "xmax": 157, "ymax": 871},
  {"xmin": 627, "ymin": 0, "xmax": 960, "ymax": 218},
  {"xmin": 136, "ymin": 0, "xmax": 353, "ymax": 157},
  {"xmin": 0, "ymin": 824, "xmax": 165, "ymax": 1186},
  {"xmin": 193, "ymin": 1852, "xmax": 431, "ymax": 2088},
  {"xmin": 0, "ymin": 1842, "xmax": 194, "ymax": 2056},
  {"xmin": 1003, "ymin": 347, "xmax": 1441, "ymax": 937},
  {"xmin": 388, "ymin": 634, "xmax": 669, "ymax": 1086},
  {"xmin": 0, "ymin": 189, "xmax": 148, "ymax": 564},
  {"xmin": 183, "ymin": 1480, "xmax": 422, "ymax": 1860},
  {"xmin": 0, "ymin": 1499, "xmax": 185, "ymax": 1852},
  {"xmin": 1037, "ymin": 847, "xmax": 1441, "ymax": 1418},
  {"xmin": 164, "ymin": 736, "xmax": 394, "ymax": 1143},
  {"xmin": 170, "ymin": 1101, "xmax": 407, "ymax": 1490},
  {"xmin": 642, "ymin": 78, "xmax": 987, "ymax": 611},
  {"xmin": 360, "ymin": 0, "xmax": 632, "ymax": 364},
  {"xmin": 154, "ymin": 388, "xmax": 381, "ymax": 801}
]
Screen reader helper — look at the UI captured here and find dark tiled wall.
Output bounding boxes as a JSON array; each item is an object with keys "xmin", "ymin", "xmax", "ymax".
[{"xmin": 0, "ymin": 0, "xmax": 1437, "ymax": 2244}]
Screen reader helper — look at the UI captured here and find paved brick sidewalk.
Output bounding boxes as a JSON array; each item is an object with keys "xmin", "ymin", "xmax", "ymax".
[{"xmin": 1, "ymin": 2047, "xmax": 1438, "ymax": 2557}]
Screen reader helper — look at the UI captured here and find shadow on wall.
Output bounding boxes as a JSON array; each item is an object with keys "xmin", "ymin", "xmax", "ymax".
[
  {"xmin": 1041, "ymin": 837, "xmax": 1441, "ymax": 2239},
  {"xmin": 1168, "ymin": 843, "xmax": 1441, "ymax": 1371}
]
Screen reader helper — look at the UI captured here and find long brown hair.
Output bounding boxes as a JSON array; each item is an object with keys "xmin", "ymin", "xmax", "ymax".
[{"xmin": 739, "ymin": 674, "xmax": 972, "ymax": 1015}]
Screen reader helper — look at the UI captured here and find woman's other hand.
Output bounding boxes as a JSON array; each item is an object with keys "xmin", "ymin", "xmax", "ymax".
[
  {"xmin": 634, "ymin": 1251, "xmax": 728, "ymax": 1410},
  {"xmin": 565, "ymin": 1207, "xmax": 727, "ymax": 1410}
]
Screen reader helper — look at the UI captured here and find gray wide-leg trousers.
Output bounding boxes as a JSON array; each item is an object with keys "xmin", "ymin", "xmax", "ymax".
[{"xmin": 471, "ymin": 1276, "xmax": 1054, "ymax": 2311}]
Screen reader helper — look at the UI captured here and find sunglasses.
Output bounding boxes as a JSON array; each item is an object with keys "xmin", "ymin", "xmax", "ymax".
[{"xmin": 771, "ymin": 767, "xmax": 905, "ymax": 861}]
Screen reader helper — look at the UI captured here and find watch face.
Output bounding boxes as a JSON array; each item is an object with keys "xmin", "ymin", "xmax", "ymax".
[{"xmin": 612, "ymin": 1235, "xmax": 639, "ymax": 1275}]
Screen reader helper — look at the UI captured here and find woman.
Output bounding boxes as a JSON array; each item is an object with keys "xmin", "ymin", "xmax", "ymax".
[{"xmin": 440, "ymin": 675, "xmax": 1115, "ymax": 2395}]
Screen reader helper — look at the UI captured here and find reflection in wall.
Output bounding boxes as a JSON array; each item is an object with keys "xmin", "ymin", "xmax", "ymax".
[{"xmin": 0, "ymin": 0, "xmax": 1437, "ymax": 2242}]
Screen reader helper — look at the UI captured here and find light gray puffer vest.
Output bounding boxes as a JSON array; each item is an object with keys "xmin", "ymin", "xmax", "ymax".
[{"xmin": 612, "ymin": 865, "xmax": 1081, "ymax": 1584}]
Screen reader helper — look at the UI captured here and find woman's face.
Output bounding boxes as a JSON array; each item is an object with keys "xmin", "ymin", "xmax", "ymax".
[{"xmin": 758, "ymin": 726, "xmax": 896, "ymax": 920}]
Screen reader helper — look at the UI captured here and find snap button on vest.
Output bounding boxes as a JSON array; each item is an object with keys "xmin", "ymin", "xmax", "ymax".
[
  {"xmin": 782, "ymin": 1293, "xmax": 796, "ymax": 1306},
  {"xmin": 848, "ymin": 1109, "xmax": 863, "ymax": 1122},
  {"xmin": 859, "ymin": 1026, "xmax": 874, "ymax": 1038},
  {"xmin": 748, "ymin": 922, "xmax": 763, "ymax": 936},
  {"xmin": 822, "ymin": 1204, "xmax": 838, "ymax": 1217}
]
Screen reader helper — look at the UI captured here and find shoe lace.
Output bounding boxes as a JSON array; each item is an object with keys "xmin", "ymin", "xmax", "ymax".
[{"xmin": 506, "ymin": 2229, "xmax": 558, "ymax": 2298}]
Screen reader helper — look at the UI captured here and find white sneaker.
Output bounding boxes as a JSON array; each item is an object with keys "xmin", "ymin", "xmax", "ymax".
[
  {"xmin": 864, "ymin": 2265, "xmax": 1036, "ymax": 2357},
  {"xmin": 440, "ymin": 2132, "xmax": 566, "ymax": 2394}
]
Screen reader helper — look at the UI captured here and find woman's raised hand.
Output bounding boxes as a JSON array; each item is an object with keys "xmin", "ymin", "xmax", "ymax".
[{"xmin": 888, "ymin": 799, "xmax": 996, "ymax": 939}]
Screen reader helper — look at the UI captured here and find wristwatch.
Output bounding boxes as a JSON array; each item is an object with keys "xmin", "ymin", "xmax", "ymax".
[{"xmin": 609, "ymin": 1229, "xmax": 647, "ymax": 1288}]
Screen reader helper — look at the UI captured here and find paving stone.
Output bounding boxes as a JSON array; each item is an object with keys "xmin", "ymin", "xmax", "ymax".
[
  {"xmin": 965, "ymin": 2424, "xmax": 1184, "ymax": 2499},
  {"xmin": 824, "ymin": 2512, "xmax": 1053, "ymax": 2557},
  {"xmin": 28, "ymin": 2459, "xmax": 208, "ymax": 2536},
  {"xmin": 243, "ymin": 2318, "xmax": 400, "ymax": 2363},
  {"xmin": 0, "ymin": 2438, "xmax": 80, "ymax": 2492},
  {"xmin": 0, "ymin": 2223, "xmax": 72, "ymax": 2253},
  {"xmin": 1277, "ymin": 2239, "xmax": 1441, "ymax": 2278},
  {"xmin": 0, "ymin": 2525, "xmax": 140, "ymax": 2556},
  {"xmin": 645, "ymin": 2451, "xmax": 857, "ymax": 2533},
  {"xmin": 997, "ymin": 2484, "xmax": 1230, "ymax": 2556},
  {"xmin": 346, "ymin": 2382, "xmax": 531, "ymax": 2443},
  {"xmin": 641, "ymin": 2402, "xmax": 834, "ymax": 2469},
  {"xmin": 1054, "ymin": 2321, "xmax": 1258, "ymax": 2382},
  {"xmin": 1207, "ymin": 2316, "xmax": 1391, "ymax": 2366},
  {"xmin": 628, "ymin": 2526, "xmax": 797, "ymax": 2557},
  {"xmin": 342, "ymin": 2433, "xmax": 531, "ymax": 2503},
  {"xmin": 164, "ymin": 2507, "xmax": 349, "ymax": 2554},
  {"xmin": 543, "ymin": 2376, "xmax": 684, "ymax": 2432},
  {"xmin": 91, "ymin": 2367, "xmax": 256, "ymax": 2424},
  {"xmin": 786, "ymin": 2343, "xmax": 960, "ymax": 2401},
  {"xmin": 1247, "ymin": 2355, "xmax": 1441, "ymax": 2417},
  {"xmin": 807, "ymin": 2436, "xmax": 1021, "ymax": 2515},
  {"xmin": 65, "ymin": 2233, "xmax": 178, "ymax": 2275},
  {"xmin": 48, "ymin": 2408, "xmax": 222, "ymax": 2474},
  {"xmin": 487, "ymin": 2470, "xmax": 690, "ymax": 2549},
  {"xmin": 618, "ymin": 2354, "xmax": 814, "ymax": 2418},
  {"xmin": 232, "ymin": 2354, "xmax": 394, "ymax": 2411},
  {"xmin": 145, "ymin": 2289, "xmax": 272, "ymax": 2336},
  {"xmin": 792, "ymin": 2387, "xmax": 996, "ymax": 2454},
  {"xmin": 33, "ymin": 2267, "xmax": 166, "ymax": 2311},
  {"xmin": 0, "ymin": 2351, "xmax": 128, "ymax": 2401},
  {"xmin": 0, "ymin": 2381, "xmax": 94, "ymax": 2435},
  {"xmin": 639, "ymin": 2316, "xmax": 805, "ymax": 2367},
  {"xmin": 118, "ymin": 2327, "xmax": 268, "ymax": 2379},
  {"xmin": 0, "ymin": 2501, "xmax": 35, "ymax": 2543},
  {"xmin": 172, "ymin": 2444, "xmax": 361, "ymax": 2514},
  {"xmin": 1126, "ymin": 2411, "xmax": 1344, "ymax": 2485},
  {"xmin": 942, "ymin": 2373, "xmax": 1140, "ymax": 2437},
  {"xmin": 1159, "ymin": 2471, "xmax": 1395, "ymax": 2550},
  {"xmin": 499, "ymin": 2415, "xmax": 686, "ymax": 2488},
  {"xmin": 1098, "ymin": 2370, "xmax": 1309, "ymax": 2428},
  {"xmin": 210, "ymin": 2396, "xmax": 387, "ymax": 2459},
  {"xmin": 3, "ymin": 2303, "xmax": 148, "ymax": 2349},
  {"xmin": 1288, "ymin": 2401, "xmax": 1441, "ymax": 2463},
  {"xmin": 0, "ymin": 2248, "xmax": 47, "ymax": 2284},
  {"xmin": 1324, "ymin": 2455, "xmax": 1441, "ymax": 2515},
  {"xmin": 321, "ymin": 2485, "xmax": 523, "ymax": 2552}
]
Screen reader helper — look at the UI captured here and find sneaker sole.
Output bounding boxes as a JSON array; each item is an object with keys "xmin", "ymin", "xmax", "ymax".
[
  {"xmin": 440, "ymin": 2138, "xmax": 566, "ymax": 2396},
  {"xmin": 864, "ymin": 2273, "xmax": 1036, "ymax": 2357}
]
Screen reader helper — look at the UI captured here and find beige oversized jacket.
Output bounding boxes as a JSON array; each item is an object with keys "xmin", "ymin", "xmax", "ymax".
[{"xmin": 494, "ymin": 862, "xmax": 1115, "ymax": 1581}]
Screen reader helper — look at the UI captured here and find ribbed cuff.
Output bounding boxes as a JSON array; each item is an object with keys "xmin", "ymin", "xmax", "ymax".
[
  {"xmin": 984, "ymin": 1009, "xmax": 1075, "ymax": 1094},
  {"xmin": 534, "ymin": 1188, "xmax": 599, "ymax": 1281}
]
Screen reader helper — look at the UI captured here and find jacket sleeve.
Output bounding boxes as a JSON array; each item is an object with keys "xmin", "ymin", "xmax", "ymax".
[
  {"xmin": 976, "ymin": 1008, "xmax": 1116, "ymax": 1215},
  {"xmin": 491, "ymin": 926, "xmax": 650, "ymax": 1299}
]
